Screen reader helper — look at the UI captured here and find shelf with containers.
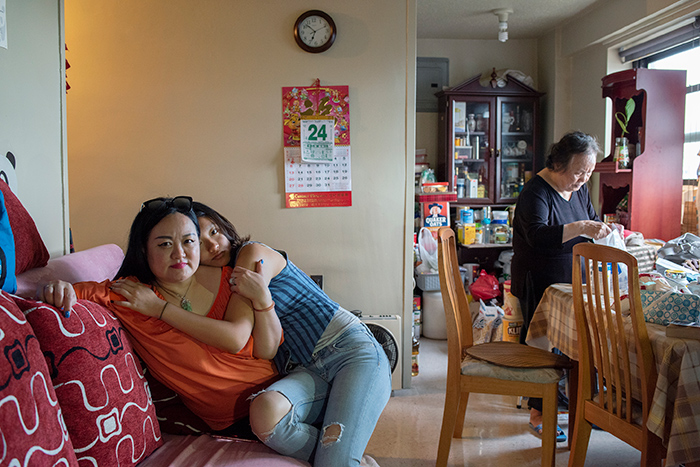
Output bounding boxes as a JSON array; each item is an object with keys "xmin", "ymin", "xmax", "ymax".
[
  {"xmin": 436, "ymin": 73, "xmax": 543, "ymax": 207},
  {"xmin": 594, "ymin": 68, "xmax": 685, "ymax": 240}
]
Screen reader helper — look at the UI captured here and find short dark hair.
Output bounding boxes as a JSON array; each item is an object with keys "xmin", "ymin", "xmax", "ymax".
[
  {"xmin": 115, "ymin": 198, "xmax": 200, "ymax": 283},
  {"xmin": 192, "ymin": 201, "xmax": 250, "ymax": 267},
  {"xmin": 545, "ymin": 131, "xmax": 599, "ymax": 172}
]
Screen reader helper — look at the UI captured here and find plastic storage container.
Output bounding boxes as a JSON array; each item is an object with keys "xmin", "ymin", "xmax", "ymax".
[{"xmin": 491, "ymin": 219, "xmax": 510, "ymax": 244}]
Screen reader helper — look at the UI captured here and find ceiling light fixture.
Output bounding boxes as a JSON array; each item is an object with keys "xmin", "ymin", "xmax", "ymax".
[{"xmin": 493, "ymin": 8, "xmax": 513, "ymax": 42}]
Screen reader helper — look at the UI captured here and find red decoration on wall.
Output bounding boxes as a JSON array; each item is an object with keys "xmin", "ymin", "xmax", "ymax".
[{"xmin": 65, "ymin": 44, "xmax": 70, "ymax": 92}]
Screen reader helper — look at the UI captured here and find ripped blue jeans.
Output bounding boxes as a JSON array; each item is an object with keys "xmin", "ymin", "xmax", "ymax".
[{"xmin": 254, "ymin": 322, "xmax": 391, "ymax": 467}]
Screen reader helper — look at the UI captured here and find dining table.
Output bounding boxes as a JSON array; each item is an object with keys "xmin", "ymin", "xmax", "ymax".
[{"xmin": 526, "ymin": 283, "xmax": 700, "ymax": 467}]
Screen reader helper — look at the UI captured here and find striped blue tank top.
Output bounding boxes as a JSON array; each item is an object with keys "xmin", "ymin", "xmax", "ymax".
[{"xmin": 236, "ymin": 243, "xmax": 339, "ymax": 369}]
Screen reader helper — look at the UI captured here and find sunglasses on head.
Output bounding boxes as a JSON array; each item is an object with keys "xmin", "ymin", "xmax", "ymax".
[{"xmin": 140, "ymin": 196, "xmax": 193, "ymax": 212}]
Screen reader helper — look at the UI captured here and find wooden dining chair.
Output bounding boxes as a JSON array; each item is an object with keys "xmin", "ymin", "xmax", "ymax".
[
  {"xmin": 435, "ymin": 227, "xmax": 571, "ymax": 467},
  {"xmin": 568, "ymin": 243, "xmax": 665, "ymax": 467}
]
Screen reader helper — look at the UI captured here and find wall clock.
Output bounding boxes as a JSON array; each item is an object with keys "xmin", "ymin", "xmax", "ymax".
[{"xmin": 294, "ymin": 10, "xmax": 336, "ymax": 53}]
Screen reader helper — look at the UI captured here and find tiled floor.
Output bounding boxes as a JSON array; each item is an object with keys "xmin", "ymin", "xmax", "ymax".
[{"xmin": 365, "ymin": 338, "xmax": 644, "ymax": 467}]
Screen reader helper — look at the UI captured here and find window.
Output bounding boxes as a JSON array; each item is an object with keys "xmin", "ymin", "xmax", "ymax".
[{"xmin": 637, "ymin": 42, "xmax": 700, "ymax": 179}]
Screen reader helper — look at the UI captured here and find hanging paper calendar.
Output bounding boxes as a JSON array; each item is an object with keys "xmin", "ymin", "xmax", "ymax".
[{"xmin": 282, "ymin": 82, "xmax": 351, "ymax": 208}]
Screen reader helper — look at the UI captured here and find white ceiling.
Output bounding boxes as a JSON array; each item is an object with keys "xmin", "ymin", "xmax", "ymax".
[{"xmin": 417, "ymin": 0, "xmax": 603, "ymax": 40}]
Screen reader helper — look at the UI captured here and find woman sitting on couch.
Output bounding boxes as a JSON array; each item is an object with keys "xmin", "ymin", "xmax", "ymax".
[{"xmin": 39, "ymin": 196, "xmax": 282, "ymax": 432}]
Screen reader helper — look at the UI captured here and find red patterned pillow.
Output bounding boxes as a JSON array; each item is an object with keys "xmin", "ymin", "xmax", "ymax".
[
  {"xmin": 14, "ymin": 295, "xmax": 162, "ymax": 466},
  {"xmin": 0, "ymin": 181, "xmax": 50, "ymax": 274},
  {"xmin": 0, "ymin": 291, "xmax": 78, "ymax": 466}
]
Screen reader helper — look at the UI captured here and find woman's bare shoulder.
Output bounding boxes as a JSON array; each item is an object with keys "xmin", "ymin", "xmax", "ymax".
[{"xmin": 236, "ymin": 243, "xmax": 285, "ymax": 272}]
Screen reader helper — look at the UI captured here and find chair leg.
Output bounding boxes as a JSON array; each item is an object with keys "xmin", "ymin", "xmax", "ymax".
[
  {"xmin": 453, "ymin": 391, "xmax": 469, "ymax": 438},
  {"xmin": 641, "ymin": 429, "xmax": 665, "ymax": 467},
  {"xmin": 567, "ymin": 401, "xmax": 592, "ymax": 467},
  {"xmin": 437, "ymin": 383, "xmax": 462, "ymax": 467},
  {"xmin": 540, "ymin": 383, "xmax": 558, "ymax": 467},
  {"xmin": 567, "ymin": 361, "xmax": 578, "ymax": 451}
]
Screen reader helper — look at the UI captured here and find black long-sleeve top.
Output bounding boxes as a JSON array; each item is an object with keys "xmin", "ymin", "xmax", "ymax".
[{"xmin": 510, "ymin": 175, "xmax": 599, "ymax": 302}]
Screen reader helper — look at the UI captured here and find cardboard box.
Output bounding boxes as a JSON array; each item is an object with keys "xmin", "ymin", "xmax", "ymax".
[
  {"xmin": 461, "ymin": 223, "xmax": 476, "ymax": 245},
  {"xmin": 422, "ymin": 201, "xmax": 450, "ymax": 228}
]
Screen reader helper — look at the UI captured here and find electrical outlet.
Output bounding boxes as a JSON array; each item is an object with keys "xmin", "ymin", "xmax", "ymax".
[{"xmin": 310, "ymin": 275, "xmax": 323, "ymax": 290}]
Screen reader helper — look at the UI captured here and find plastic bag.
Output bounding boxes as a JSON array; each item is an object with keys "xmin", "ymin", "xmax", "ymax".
[
  {"xmin": 417, "ymin": 227, "xmax": 438, "ymax": 272},
  {"xmin": 593, "ymin": 229, "xmax": 629, "ymax": 293},
  {"xmin": 472, "ymin": 299, "xmax": 504, "ymax": 345},
  {"xmin": 470, "ymin": 270, "xmax": 501, "ymax": 301},
  {"xmin": 494, "ymin": 249, "xmax": 514, "ymax": 281},
  {"xmin": 657, "ymin": 232, "xmax": 700, "ymax": 264}
]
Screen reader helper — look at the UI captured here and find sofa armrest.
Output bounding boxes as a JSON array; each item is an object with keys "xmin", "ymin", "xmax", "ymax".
[{"xmin": 14, "ymin": 243, "xmax": 124, "ymax": 297}]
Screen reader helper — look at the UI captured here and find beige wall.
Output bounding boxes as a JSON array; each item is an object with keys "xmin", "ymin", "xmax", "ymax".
[
  {"xmin": 65, "ymin": 0, "xmax": 416, "ymax": 386},
  {"xmin": 0, "ymin": 0, "xmax": 68, "ymax": 256}
]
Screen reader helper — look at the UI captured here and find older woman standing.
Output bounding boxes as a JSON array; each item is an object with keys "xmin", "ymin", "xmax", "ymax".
[{"xmin": 511, "ymin": 131, "xmax": 612, "ymax": 440}]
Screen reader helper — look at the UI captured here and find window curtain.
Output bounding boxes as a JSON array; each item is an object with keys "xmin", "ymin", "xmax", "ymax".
[{"xmin": 619, "ymin": 17, "xmax": 700, "ymax": 63}]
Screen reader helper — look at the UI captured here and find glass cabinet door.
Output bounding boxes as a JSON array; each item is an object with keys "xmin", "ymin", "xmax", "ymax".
[
  {"xmin": 452, "ymin": 98, "xmax": 494, "ymax": 203},
  {"xmin": 498, "ymin": 98, "xmax": 535, "ymax": 203}
]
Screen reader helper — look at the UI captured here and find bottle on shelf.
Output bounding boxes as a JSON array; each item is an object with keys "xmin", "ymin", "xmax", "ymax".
[
  {"xmin": 411, "ymin": 331, "xmax": 420, "ymax": 376},
  {"xmin": 481, "ymin": 217, "xmax": 492, "ymax": 243},
  {"xmin": 635, "ymin": 127, "xmax": 642, "ymax": 159},
  {"xmin": 617, "ymin": 137, "xmax": 630, "ymax": 169},
  {"xmin": 474, "ymin": 226, "xmax": 483, "ymax": 244}
]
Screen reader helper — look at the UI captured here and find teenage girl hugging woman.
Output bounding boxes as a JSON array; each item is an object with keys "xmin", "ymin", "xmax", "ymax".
[
  {"xmin": 39, "ymin": 196, "xmax": 282, "ymax": 433},
  {"xmin": 193, "ymin": 202, "xmax": 391, "ymax": 467},
  {"xmin": 40, "ymin": 196, "xmax": 391, "ymax": 467}
]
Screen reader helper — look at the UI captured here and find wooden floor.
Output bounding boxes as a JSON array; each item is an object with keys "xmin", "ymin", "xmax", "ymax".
[{"xmin": 365, "ymin": 338, "xmax": 647, "ymax": 467}]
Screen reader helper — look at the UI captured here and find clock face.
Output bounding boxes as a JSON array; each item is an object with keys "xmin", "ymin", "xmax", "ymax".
[{"xmin": 294, "ymin": 10, "xmax": 336, "ymax": 53}]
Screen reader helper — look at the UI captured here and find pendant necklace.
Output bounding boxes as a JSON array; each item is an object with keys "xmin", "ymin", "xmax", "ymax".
[{"xmin": 157, "ymin": 278, "xmax": 194, "ymax": 312}]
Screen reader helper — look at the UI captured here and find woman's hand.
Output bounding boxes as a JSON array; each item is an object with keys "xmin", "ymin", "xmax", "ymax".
[
  {"xmin": 564, "ymin": 220, "xmax": 612, "ymax": 242},
  {"xmin": 110, "ymin": 279, "xmax": 166, "ymax": 318},
  {"xmin": 37, "ymin": 280, "xmax": 76, "ymax": 317},
  {"xmin": 231, "ymin": 261, "xmax": 273, "ymax": 311}
]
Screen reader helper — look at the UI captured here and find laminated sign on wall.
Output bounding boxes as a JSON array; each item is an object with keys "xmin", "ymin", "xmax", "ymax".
[{"xmin": 282, "ymin": 82, "xmax": 351, "ymax": 208}]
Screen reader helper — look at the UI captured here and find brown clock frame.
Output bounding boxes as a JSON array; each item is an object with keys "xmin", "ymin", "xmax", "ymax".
[{"xmin": 294, "ymin": 10, "xmax": 336, "ymax": 53}]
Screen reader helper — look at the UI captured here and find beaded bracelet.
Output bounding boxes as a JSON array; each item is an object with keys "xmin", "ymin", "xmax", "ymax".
[
  {"xmin": 254, "ymin": 301, "xmax": 275, "ymax": 313},
  {"xmin": 159, "ymin": 302, "xmax": 168, "ymax": 320}
]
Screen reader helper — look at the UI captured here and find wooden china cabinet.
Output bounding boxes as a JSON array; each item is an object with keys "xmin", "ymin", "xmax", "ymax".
[
  {"xmin": 435, "ymin": 73, "xmax": 544, "ymax": 207},
  {"xmin": 596, "ymin": 68, "xmax": 686, "ymax": 241}
]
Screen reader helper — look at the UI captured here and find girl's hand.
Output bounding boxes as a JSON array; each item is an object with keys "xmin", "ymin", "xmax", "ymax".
[
  {"xmin": 37, "ymin": 280, "xmax": 76, "ymax": 317},
  {"xmin": 231, "ymin": 261, "xmax": 273, "ymax": 311},
  {"xmin": 110, "ymin": 279, "xmax": 165, "ymax": 318}
]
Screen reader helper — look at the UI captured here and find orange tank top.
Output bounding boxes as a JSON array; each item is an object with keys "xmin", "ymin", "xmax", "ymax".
[{"xmin": 73, "ymin": 267, "xmax": 278, "ymax": 430}]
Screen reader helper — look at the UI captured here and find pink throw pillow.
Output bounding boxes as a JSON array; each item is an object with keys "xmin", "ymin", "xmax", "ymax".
[
  {"xmin": 0, "ymin": 291, "xmax": 78, "ymax": 466},
  {"xmin": 0, "ymin": 181, "xmax": 50, "ymax": 274},
  {"xmin": 14, "ymin": 295, "xmax": 162, "ymax": 467}
]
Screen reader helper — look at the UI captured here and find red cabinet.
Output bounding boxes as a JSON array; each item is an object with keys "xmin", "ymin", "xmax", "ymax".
[{"xmin": 596, "ymin": 69, "xmax": 686, "ymax": 241}]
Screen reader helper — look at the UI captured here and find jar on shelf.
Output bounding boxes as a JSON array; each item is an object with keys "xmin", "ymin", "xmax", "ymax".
[
  {"xmin": 614, "ymin": 137, "xmax": 630, "ymax": 169},
  {"xmin": 492, "ymin": 219, "xmax": 510, "ymax": 244}
]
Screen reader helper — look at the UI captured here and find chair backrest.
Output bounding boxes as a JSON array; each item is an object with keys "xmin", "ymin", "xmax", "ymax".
[
  {"xmin": 571, "ymin": 243, "xmax": 656, "ymax": 425},
  {"xmin": 437, "ymin": 227, "xmax": 473, "ymax": 370}
]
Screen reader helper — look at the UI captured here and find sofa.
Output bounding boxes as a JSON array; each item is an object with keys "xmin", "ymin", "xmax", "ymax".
[{"xmin": 0, "ymin": 181, "xmax": 309, "ymax": 467}]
